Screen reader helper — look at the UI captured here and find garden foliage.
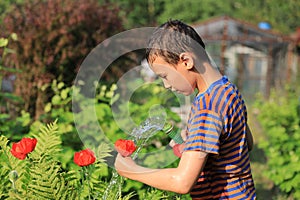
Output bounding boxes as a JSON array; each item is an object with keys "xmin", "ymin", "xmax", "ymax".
[
  {"xmin": 0, "ymin": 77, "xmax": 188, "ymax": 199},
  {"xmin": 254, "ymin": 89, "xmax": 300, "ymax": 199},
  {"xmin": 0, "ymin": 121, "xmax": 115, "ymax": 199},
  {"xmin": 0, "ymin": 118, "xmax": 185, "ymax": 199}
]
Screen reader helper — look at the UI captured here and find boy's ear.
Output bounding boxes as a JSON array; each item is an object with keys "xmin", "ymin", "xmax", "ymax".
[{"xmin": 179, "ymin": 53, "xmax": 194, "ymax": 70}]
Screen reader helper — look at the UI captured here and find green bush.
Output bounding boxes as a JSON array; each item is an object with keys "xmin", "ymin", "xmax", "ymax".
[
  {"xmin": 2, "ymin": 0, "xmax": 124, "ymax": 119},
  {"xmin": 254, "ymin": 88, "xmax": 300, "ymax": 199}
]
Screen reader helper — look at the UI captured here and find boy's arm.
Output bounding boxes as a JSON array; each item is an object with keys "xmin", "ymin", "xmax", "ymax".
[
  {"xmin": 246, "ymin": 124, "xmax": 254, "ymax": 151},
  {"xmin": 115, "ymin": 150, "xmax": 208, "ymax": 194}
]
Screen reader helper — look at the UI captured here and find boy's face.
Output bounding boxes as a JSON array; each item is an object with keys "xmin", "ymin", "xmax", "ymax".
[{"xmin": 149, "ymin": 56, "xmax": 195, "ymax": 96}]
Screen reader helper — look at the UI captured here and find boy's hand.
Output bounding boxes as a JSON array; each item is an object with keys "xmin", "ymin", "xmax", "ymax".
[
  {"xmin": 169, "ymin": 129, "xmax": 187, "ymax": 158},
  {"xmin": 115, "ymin": 153, "xmax": 136, "ymax": 174},
  {"xmin": 172, "ymin": 144, "xmax": 184, "ymax": 158},
  {"xmin": 169, "ymin": 129, "xmax": 187, "ymax": 147}
]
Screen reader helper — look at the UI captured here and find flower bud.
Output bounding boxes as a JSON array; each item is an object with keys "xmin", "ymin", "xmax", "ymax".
[{"xmin": 9, "ymin": 170, "xmax": 18, "ymax": 182}]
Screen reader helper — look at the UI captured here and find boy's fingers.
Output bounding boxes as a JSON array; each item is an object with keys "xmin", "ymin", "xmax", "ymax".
[
  {"xmin": 172, "ymin": 144, "xmax": 182, "ymax": 158},
  {"xmin": 172, "ymin": 143, "xmax": 186, "ymax": 158},
  {"xmin": 169, "ymin": 139, "xmax": 176, "ymax": 147},
  {"xmin": 169, "ymin": 129, "xmax": 188, "ymax": 147},
  {"xmin": 180, "ymin": 129, "xmax": 188, "ymax": 141}
]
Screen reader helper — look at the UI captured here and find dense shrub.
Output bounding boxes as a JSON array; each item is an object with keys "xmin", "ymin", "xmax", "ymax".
[
  {"xmin": 2, "ymin": 0, "xmax": 124, "ymax": 119},
  {"xmin": 254, "ymin": 88, "xmax": 300, "ymax": 199}
]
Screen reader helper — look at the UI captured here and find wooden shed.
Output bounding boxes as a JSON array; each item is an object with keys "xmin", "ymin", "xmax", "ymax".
[{"xmin": 193, "ymin": 16, "xmax": 297, "ymax": 100}]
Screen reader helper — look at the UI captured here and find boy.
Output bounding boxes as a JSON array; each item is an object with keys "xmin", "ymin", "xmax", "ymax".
[{"xmin": 115, "ymin": 20, "xmax": 256, "ymax": 199}]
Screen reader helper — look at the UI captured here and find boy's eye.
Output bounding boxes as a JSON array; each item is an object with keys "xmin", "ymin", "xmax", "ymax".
[{"xmin": 159, "ymin": 74, "xmax": 167, "ymax": 79}]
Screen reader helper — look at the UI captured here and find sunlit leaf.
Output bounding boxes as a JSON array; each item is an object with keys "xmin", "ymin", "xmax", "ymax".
[{"xmin": 0, "ymin": 38, "xmax": 8, "ymax": 47}]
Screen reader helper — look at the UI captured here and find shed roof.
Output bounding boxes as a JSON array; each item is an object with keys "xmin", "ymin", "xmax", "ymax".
[{"xmin": 192, "ymin": 16, "xmax": 292, "ymax": 52}]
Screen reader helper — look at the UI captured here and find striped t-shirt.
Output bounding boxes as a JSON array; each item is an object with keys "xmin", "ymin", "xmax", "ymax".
[{"xmin": 184, "ymin": 76, "xmax": 256, "ymax": 199}]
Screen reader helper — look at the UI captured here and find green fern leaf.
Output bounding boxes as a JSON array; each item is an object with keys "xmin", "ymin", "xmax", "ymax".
[
  {"xmin": 64, "ymin": 170, "xmax": 80, "ymax": 186},
  {"xmin": 0, "ymin": 169, "xmax": 10, "ymax": 199},
  {"xmin": 30, "ymin": 119, "xmax": 62, "ymax": 158},
  {"xmin": 0, "ymin": 135, "xmax": 32, "ymax": 196},
  {"xmin": 93, "ymin": 142, "xmax": 113, "ymax": 163},
  {"xmin": 121, "ymin": 192, "xmax": 136, "ymax": 200},
  {"xmin": 25, "ymin": 121, "xmax": 80, "ymax": 199},
  {"xmin": 0, "ymin": 135, "xmax": 23, "ymax": 169},
  {"xmin": 139, "ymin": 188, "xmax": 170, "ymax": 200}
]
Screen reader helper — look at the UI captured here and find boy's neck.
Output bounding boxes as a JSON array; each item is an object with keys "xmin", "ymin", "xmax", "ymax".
[{"xmin": 195, "ymin": 62, "xmax": 222, "ymax": 94}]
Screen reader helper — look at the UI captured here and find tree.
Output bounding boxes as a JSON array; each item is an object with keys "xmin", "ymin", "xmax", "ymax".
[
  {"xmin": 2, "ymin": 0, "xmax": 124, "ymax": 119},
  {"xmin": 103, "ymin": 0, "xmax": 165, "ymax": 28},
  {"xmin": 0, "ymin": 0, "xmax": 23, "ymax": 24},
  {"xmin": 157, "ymin": 0, "xmax": 229, "ymax": 24},
  {"xmin": 157, "ymin": 0, "xmax": 300, "ymax": 34}
]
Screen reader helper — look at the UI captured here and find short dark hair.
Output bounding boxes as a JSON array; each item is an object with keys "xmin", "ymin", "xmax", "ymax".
[{"xmin": 145, "ymin": 20, "xmax": 206, "ymax": 65}]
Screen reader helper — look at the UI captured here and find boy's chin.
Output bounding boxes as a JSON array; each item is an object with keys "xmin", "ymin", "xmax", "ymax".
[{"xmin": 176, "ymin": 90, "xmax": 191, "ymax": 96}]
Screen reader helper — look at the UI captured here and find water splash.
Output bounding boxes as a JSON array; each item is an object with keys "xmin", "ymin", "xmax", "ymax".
[
  {"xmin": 129, "ymin": 116, "xmax": 165, "ymax": 139},
  {"xmin": 102, "ymin": 115, "xmax": 166, "ymax": 200}
]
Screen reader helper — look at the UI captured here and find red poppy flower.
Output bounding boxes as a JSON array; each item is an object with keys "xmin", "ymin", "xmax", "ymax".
[
  {"xmin": 74, "ymin": 149, "xmax": 96, "ymax": 167},
  {"xmin": 10, "ymin": 138, "xmax": 37, "ymax": 160},
  {"xmin": 114, "ymin": 139, "xmax": 137, "ymax": 157}
]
